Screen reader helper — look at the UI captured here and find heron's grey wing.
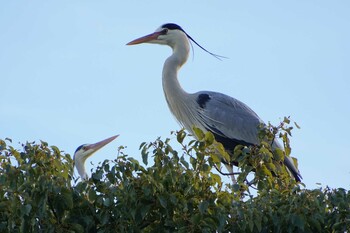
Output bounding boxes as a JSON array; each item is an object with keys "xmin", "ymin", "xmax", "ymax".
[
  {"xmin": 194, "ymin": 91, "xmax": 302, "ymax": 180},
  {"xmin": 194, "ymin": 91, "xmax": 263, "ymax": 147}
]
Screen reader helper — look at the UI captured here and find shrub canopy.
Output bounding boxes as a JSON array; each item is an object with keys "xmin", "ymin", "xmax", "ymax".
[{"xmin": 1, "ymin": 121, "xmax": 349, "ymax": 232}]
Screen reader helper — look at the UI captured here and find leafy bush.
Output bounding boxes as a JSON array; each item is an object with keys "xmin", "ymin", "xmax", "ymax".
[{"xmin": 1, "ymin": 121, "xmax": 349, "ymax": 232}]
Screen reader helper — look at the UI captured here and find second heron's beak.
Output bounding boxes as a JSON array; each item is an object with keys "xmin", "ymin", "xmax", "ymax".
[
  {"xmin": 126, "ymin": 31, "xmax": 163, "ymax": 45},
  {"xmin": 86, "ymin": 135, "xmax": 119, "ymax": 154}
]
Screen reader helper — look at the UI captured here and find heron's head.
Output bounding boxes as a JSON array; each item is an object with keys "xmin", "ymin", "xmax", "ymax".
[
  {"xmin": 127, "ymin": 23, "xmax": 189, "ymax": 48},
  {"xmin": 127, "ymin": 23, "xmax": 225, "ymax": 60},
  {"xmin": 73, "ymin": 135, "xmax": 119, "ymax": 179}
]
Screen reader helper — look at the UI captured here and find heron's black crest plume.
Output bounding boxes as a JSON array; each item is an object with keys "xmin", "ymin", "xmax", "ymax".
[
  {"xmin": 162, "ymin": 23, "xmax": 227, "ymax": 60},
  {"xmin": 74, "ymin": 144, "xmax": 84, "ymax": 154},
  {"xmin": 162, "ymin": 23, "xmax": 184, "ymax": 31}
]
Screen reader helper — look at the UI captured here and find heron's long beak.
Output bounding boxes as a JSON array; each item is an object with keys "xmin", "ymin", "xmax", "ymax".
[
  {"xmin": 86, "ymin": 135, "xmax": 119, "ymax": 152},
  {"xmin": 126, "ymin": 31, "xmax": 163, "ymax": 45}
]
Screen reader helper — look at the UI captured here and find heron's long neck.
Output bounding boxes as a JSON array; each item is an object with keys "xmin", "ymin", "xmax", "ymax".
[
  {"xmin": 76, "ymin": 159, "xmax": 88, "ymax": 180},
  {"xmin": 162, "ymin": 50, "xmax": 188, "ymax": 98},
  {"xmin": 162, "ymin": 41, "xmax": 197, "ymax": 130}
]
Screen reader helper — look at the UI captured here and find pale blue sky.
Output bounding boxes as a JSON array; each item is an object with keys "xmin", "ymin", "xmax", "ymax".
[{"xmin": 1, "ymin": 1, "xmax": 349, "ymax": 189}]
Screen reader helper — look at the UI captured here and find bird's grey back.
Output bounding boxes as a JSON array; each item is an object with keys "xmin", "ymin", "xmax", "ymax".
[{"xmin": 194, "ymin": 90, "xmax": 263, "ymax": 146}]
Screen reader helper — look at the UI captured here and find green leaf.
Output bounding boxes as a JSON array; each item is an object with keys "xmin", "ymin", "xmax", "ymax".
[
  {"xmin": 190, "ymin": 156, "xmax": 197, "ymax": 169},
  {"xmin": 216, "ymin": 143, "xmax": 230, "ymax": 162},
  {"xmin": 204, "ymin": 131, "xmax": 215, "ymax": 145},
  {"xmin": 180, "ymin": 156, "xmax": 189, "ymax": 169},
  {"xmin": 141, "ymin": 146, "xmax": 148, "ymax": 166},
  {"xmin": 5, "ymin": 138, "xmax": 12, "ymax": 143},
  {"xmin": 202, "ymin": 164, "xmax": 210, "ymax": 172},
  {"xmin": 232, "ymin": 184, "xmax": 240, "ymax": 192},
  {"xmin": 210, "ymin": 173, "xmax": 222, "ymax": 184},
  {"xmin": 193, "ymin": 127, "xmax": 205, "ymax": 140},
  {"xmin": 309, "ymin": 218, "xmax": 322, "ymax": 232},
  {"xmin": 261, "ymin": 165, "xmax": 273, "ymax": 177},
  {"xmin": 248, "ymin": 218, "xmax": 254, "ymax": 231},
  {"xmin": 292, "ymin": 157, "xmax": 299, "ymax": 170},
  {"xmin": 89, "ymin": 189, "xmax": 97, "ymax": 201},
  {"xmin": 283, "ymin": 116, "xmax": 290, "ymax": 124},
  {"xmin": 274, "ymin": 148, "xmax": 285, "ymax": 161},
  {"xmin": 51, "ymin": 145, "xmax": 60, "ymax": 155},
  {"xmin": 103, "ymin": 197, "xmax": 111, "ymax": 207},
  {"xmin": 21, "ymin": 204, "xmax": 32, "ymax": 216},
  {"xmin": 177, "ymin": 130, "xmax": 186, "ymax": 143},
  {"xmin": 255, "ymin": 216, "xmax": 262, "ymax": 232},
  {"xmin": 291, "ymin": 214, "xmax": 305, "ymax": 230},
  {"xmin": 139, "ymin": 142, "xmax": 147, "ymax": 150},
  {"xmin": 191, "ymin": 213, "xmax": 202, "ymax": 224},
  {"xmin": 294, "ymin": 121, "xmax": 301, "ymax": 129},
  {"xmin": 61, "ymin": 187, "xmax": 73, "ymax": 209},
  {"xmin": 265, "ymin": 162, "xmax": 276, "ymax": 172},
  {"xmin": 70, "ymin": 223, "xmax": 84, "ymax": 233},
  {"xmin": 139, "ymin": 204, "xmax": 152, "ymax": 220},
  {"xmin": 92, "ymin": 171, "xmax": 103, "ymax": 180},
  {"xmin": 158, "ymin": 195, "xmax": 167, "ymax": 208},
  {"xmin": 199, "ymin": 201, "xmax": 209, "ymax": 214},
  {"xmin": 285, "ymin": 145, "xmax": 291, "ymax": 156},
  {"xmin": 209, "ymin": 153, "xmax": 221, "ymax": 165}
]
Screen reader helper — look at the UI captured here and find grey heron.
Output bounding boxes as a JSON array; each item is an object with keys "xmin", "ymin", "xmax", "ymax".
[
  {"xmin": 73, "ymin": 135, "xmax": 119, "ymax": 180},
  {"xmin": 127, "ymin": 23, "xmax": 302, "ymax": 182}
]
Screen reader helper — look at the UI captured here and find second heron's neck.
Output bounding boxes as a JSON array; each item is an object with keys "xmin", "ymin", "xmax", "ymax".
[{"xmin": 75, "ymin": 159, "xmax": 88, "ymax": 180}]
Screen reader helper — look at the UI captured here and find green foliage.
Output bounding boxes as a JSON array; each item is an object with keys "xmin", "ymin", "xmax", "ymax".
[
  {"xmin": 0, "ymin": 139, "xmax": 74, "ymax": 232},
  {"xmin": 1, "ymin": 121, "xmax": 349, "ymax": 232},
  {"xmin": 229, "ymin": 117, "xmax": 301, "ymax": 193}
]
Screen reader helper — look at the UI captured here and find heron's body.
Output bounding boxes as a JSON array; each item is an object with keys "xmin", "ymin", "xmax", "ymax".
[{"xmin": 127, "ymin": 23, "xmax": 301, "ymax": 182}]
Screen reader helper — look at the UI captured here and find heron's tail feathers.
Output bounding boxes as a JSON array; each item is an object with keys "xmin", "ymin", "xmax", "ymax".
[{"xmin": 284, "ymin": 156, "xmax": 302, "ymax": 182}]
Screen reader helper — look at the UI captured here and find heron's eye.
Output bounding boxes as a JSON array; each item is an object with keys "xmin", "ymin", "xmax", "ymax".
[{"xmin": 161, "ymin": 28, "xmax": 168, "ymax": 35}]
